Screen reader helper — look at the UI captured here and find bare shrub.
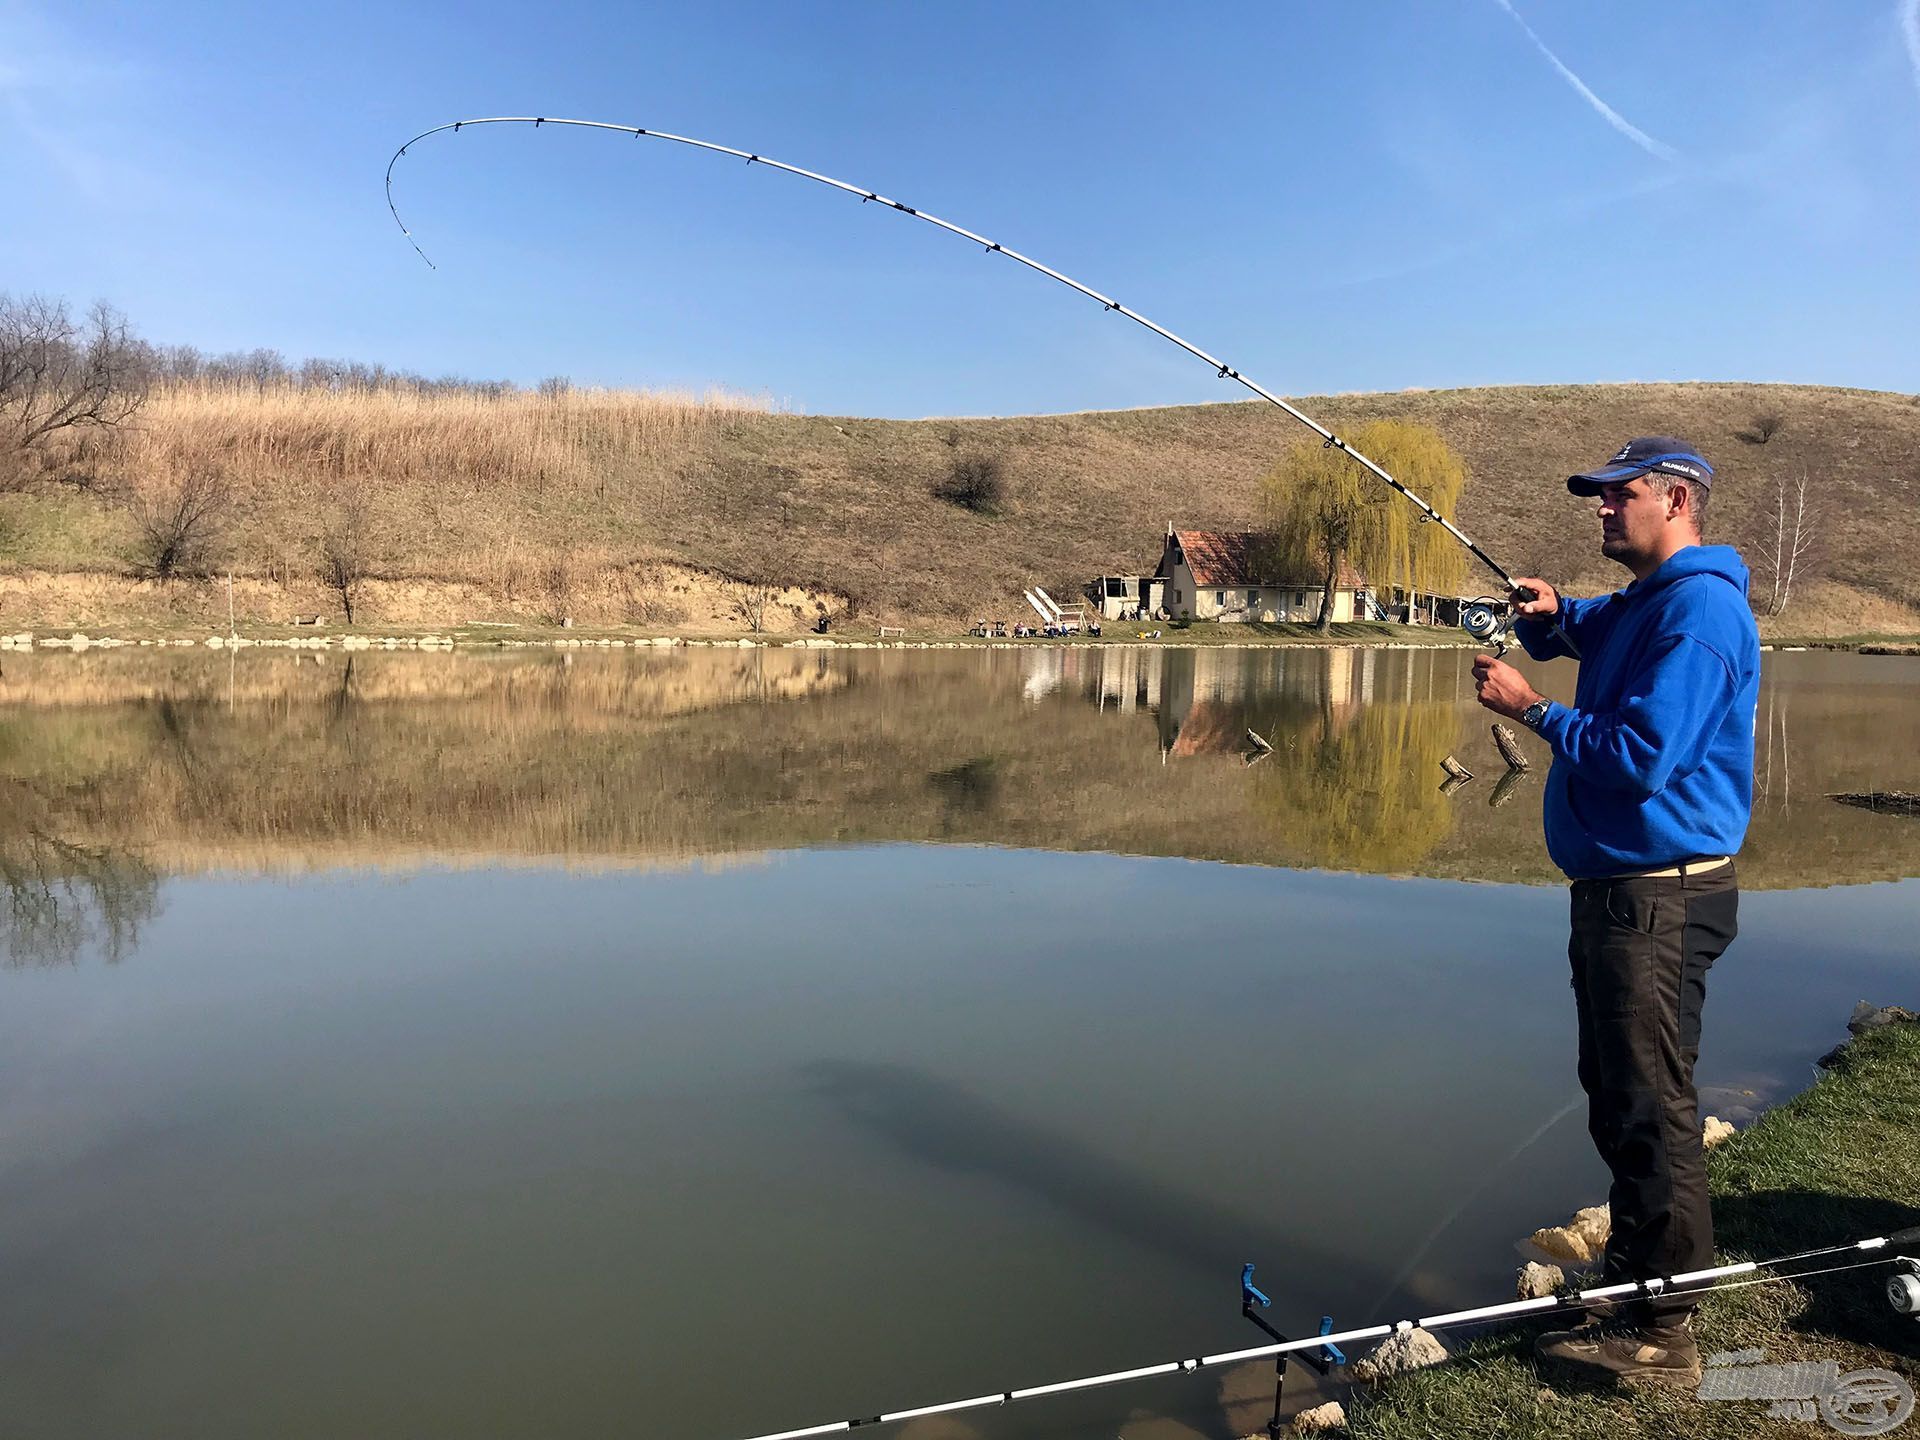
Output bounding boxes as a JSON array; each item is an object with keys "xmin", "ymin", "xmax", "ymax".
[
  {"xmin": 1738, "ymin": 411, "xmax": 1785, "ymax": 445},
  {"xmin": 617, "ymin": 563, "xmax": 688, "ymax": 628},
  {"xmin": 932, "ymin": 452, "xmax": 1004, "ymax": 514},
  {"xmin": 0, "ymin": 294, "xmax": 151, "ymax": 493},
  {"xmin": 540, "ymin": 550, "xmax": 576, "ymax": 626},
  {"xmin": 126, "ymin": 467, "xmax": 231, "ymax": 579}
]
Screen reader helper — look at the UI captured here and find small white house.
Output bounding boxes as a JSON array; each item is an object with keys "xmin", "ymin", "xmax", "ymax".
[
  {"xmin": 1155, "ymin": 527, "xmax": 1369, "ymax": 623},
  {"xmin": 1091, "ymin": 574, "xmax": 1168, "ymax": 621}
]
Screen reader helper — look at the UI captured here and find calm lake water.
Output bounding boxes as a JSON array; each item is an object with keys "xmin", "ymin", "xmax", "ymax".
[{"xmin": 2, "ymin": 645, "xmax": 1916, "ymax": 1440}]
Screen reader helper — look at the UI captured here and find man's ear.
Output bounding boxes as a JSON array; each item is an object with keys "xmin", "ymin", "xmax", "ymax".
[{"xmin": 1668, "ymin": 482, "xmax": 1691, "ymax": 521}]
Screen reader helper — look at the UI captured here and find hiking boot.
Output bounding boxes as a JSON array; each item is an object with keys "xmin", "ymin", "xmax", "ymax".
[
  {"xmin": 1535, "ymin": 1314, "xmax": 1701, "ymax": 1389},
  {"xmin": 1532, "ymin": 1299, "xmax": 1619, "ymax": 1354}
]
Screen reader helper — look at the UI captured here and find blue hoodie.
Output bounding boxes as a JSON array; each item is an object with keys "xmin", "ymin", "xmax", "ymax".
[{"xmin": 1515, "ymin": 545, "xmax": 1760, "ymax": 879}]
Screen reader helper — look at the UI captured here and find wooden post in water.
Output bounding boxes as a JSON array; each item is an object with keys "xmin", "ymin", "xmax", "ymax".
[{"xmin": 1491, "ymin": 722, "xmax": 1530, "ymax": 772}]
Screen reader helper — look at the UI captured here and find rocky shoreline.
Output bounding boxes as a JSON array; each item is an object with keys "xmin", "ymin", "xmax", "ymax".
[{"xmin": 4, "ymin": 628, "xmax": 1916, "ymax": 657}]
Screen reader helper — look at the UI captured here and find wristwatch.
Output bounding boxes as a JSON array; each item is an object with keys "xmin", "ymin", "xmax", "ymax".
[{"xmin": 1521, "ymin": 699, "xmax": 1552, "ymax": 731}]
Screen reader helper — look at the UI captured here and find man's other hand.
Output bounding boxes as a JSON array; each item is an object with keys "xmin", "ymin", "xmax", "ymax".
[
  {"xmin": 1510, "ymin": 578, "xmax": 1560, "ymax": 618},
  {"xmin": 1473, "ymin": 653, "xmax": 1544, "ymax": 721}
]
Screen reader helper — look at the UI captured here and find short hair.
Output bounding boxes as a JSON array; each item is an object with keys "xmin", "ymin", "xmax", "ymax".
[{"xmin": 1644, "ymin": 472, "xmax": 1710, "ymax": 536}]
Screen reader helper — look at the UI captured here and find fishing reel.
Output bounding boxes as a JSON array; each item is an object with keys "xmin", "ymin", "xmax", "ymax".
[
  {"xmin": 1460, "ymin": 596, "xmax": 1514, "ymax": 657},
  {"xmin": 1891, "ymin": 1258, "xmax": 1920, "ymax": 1319}
]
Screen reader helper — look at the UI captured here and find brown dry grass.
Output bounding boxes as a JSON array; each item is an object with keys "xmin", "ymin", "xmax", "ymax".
[
  {"xmin": 0, "ymin": 380, "xmax": 1914, "ymax": 634},
  {"xmin": 131, "ymin": 379, "xmax": 767, "ymax": 489}
]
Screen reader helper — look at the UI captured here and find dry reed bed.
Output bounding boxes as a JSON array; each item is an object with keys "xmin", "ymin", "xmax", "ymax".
[{"xmin": 128, "ymin": 381, "xmax": 771, "ymax": 490}]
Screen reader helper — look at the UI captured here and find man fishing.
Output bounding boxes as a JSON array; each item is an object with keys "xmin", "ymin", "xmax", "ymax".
[{"xmin": 1469, "ymin": 436, "xmax": 1761, "ymax": 1388}]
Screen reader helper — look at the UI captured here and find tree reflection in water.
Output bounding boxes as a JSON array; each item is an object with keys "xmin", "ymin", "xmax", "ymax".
[
  {"xmin": 1249, "ymin": 699, "xmax": 1461, "ymax": 873},
  {"xmin": 0, "ymin": 780, "xmax": 159, "ymax": 967},
  {"xmin": 0, "ymin": 647, "xmax": 1913, "ymax": 893}
]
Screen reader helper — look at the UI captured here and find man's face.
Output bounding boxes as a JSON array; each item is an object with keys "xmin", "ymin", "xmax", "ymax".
[{"xmin": 1595, "ymin": 476, "xmax": 1670, "ymax": 565}]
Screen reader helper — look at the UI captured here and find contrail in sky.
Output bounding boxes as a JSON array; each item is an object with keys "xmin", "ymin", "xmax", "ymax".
[
  {"xmin": 1903, "ymin": 0, "xmax": 1920, "ymax": 100},
  {"xmin": 1490, "ymin": 0, "xmax": 1679, "ymax": 162}
]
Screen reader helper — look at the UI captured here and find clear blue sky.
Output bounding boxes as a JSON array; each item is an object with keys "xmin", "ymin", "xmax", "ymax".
[{"xmin": 4, "ymin": 0, "xmax": 1918, "ymax": 417}]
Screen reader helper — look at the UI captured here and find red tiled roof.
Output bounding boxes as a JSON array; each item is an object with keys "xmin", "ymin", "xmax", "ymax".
[{"xmin": 1167, "ymin": 530, "xmax": 1366, "ymax": 589}]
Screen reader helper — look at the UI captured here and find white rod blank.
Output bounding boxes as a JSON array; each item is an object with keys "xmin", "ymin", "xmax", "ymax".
[
  {"xmin": 724, "ymin": 1235, "xmax": 1906, "ymax": 1440},
  {"xmin": 384, "ymin": 115, "xmax": 1519, "ymax": 588}
]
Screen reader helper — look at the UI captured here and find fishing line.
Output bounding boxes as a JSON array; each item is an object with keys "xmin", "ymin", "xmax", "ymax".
[
  {"xmin": 1361, "ymin": 1090, "xmax": 1585, "ymax": 1321},
  {"xmin": 384, "ymin": 115, "xmax": 1528, "ymax": 597}
]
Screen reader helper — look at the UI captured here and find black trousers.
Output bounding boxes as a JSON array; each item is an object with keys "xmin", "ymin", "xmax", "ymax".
[{"xmin": 1567, "ymin": 864, "xmax": 1739, "ymax": 1322}]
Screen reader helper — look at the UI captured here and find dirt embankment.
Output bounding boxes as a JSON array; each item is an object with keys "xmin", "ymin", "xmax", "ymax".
[{"xmin": 0, "ymin": 562, "xmax": 845, "ymax": 635}]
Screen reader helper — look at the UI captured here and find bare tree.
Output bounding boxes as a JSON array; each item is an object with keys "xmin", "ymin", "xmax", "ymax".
[
  {"xmin": 127, "ymin": 468, "xmax": 232, "ymax": 579},
  {"xmin": 1739, "ymin": 411, "xmax": 1785, "ymax": 445},
  {"xmin": 1751, "ymin": 473, "xmax": 1823, "ymax": 616},
  {"xmin": 0, "ymin": 294, "xmax": 151, "ymax": 492},
  {"xmin": 729, "ymin": 572, "xmax": 782, "ymax": 633},
  {"xmin": 319, "ymin": 492, "xmax": 372, "ymax": 625}
]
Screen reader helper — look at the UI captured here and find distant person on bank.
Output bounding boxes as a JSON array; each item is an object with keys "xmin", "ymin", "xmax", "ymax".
[{"xmin": 1471, "ymin": 437, "xmax": 1760, "ymax": 1389}]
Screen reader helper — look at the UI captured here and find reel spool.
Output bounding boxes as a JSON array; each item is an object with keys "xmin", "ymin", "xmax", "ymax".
[
  {"xmin": 1890, "ymin": 1260, "xmax": 1920, "ymax": 1319},
  {"xmin": 1460, "ymin": 597, "xmax": 1511, "ymax": 655}
]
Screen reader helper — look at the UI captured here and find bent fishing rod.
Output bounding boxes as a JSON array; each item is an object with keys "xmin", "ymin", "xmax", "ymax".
[
  {"xmin": 385, "ymin": 115, "xmax": 1539, "ymax": 646},
  {"xmin": 732, "ymin": 1228, "xmax": 1920, "ymax": 1440}
]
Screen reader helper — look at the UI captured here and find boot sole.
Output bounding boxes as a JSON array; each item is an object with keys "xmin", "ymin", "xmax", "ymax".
[{"xmin": 1618, "ymin": 1365, "xmax": 1703, "ymax": 1390}]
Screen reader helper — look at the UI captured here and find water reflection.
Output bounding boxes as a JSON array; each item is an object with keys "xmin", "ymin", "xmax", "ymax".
[
  {"xmin": 0, "ymin": 779, "xmax": 158, "ymax": 967},
  {"xmin": 0, "ymin": 647, "xmax": 1915, "ymax": 933},
  {"xmin": 1247, "ymin": 701, "xmax": 1460, "ymax": 873}
]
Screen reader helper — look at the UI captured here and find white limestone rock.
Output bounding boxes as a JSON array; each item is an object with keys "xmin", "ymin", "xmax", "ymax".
[
  {"xmin": 1517, "ymin": 1261, "xmax": 1566, "ymax": 1300},
  {"xmin": 1292, "ymin": 1399, "xmax": 1347, "ymax": 1434},
  {"xmin": 1350, "ymin": 1326, "xmax": 1447, "ymax": 1383}
]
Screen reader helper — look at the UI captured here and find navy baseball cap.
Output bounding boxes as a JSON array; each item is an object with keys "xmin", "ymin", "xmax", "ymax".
[{"xmin": 1568, "ymin": 436, "xmax": 1714, "ymax": 496}]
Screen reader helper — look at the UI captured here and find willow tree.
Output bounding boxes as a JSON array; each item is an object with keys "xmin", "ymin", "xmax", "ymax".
[{"xmin": 1260, "ymin": 420, "xmax": 1468, "ymax": 631}]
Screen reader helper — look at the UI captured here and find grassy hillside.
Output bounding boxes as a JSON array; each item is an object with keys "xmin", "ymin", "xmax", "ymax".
[{"xmin": 1, "ymin": 380, "xmax": 1915, "ymax": 633}]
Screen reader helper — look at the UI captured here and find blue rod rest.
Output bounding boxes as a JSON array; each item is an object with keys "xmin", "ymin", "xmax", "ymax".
[
  {"xmin": 1318, "ymin": 1315, "xmax": 1347, "ymax": 1367},
  {"xmin": 1241, "ymin": 1262, "xmax": 1272, "ymax": 1309}
]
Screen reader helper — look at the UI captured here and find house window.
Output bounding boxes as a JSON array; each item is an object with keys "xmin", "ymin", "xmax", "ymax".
[
  {"xmin": 1295, "ymin": 590, "xmax": 1306, "ymax": 607},
  {"xmin": 1216, "ymin": 591, "xmax": 1225, "ymax": 605},
  {"xmin": 1249, "ymin": 590, "xmax": 1259, "ymax": 604}
]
